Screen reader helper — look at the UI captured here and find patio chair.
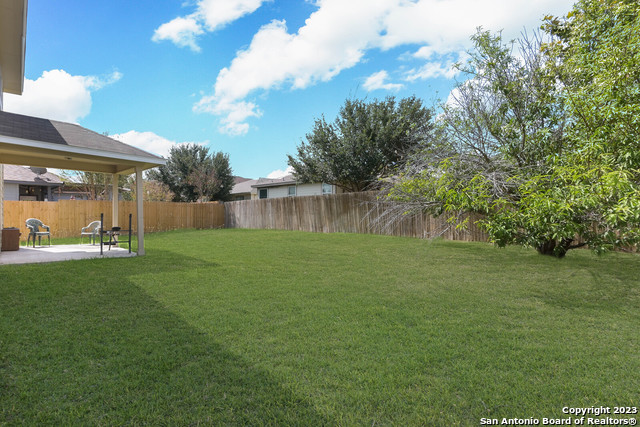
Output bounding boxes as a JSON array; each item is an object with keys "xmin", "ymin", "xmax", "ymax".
[
  {"xmin": 81, "ymin": 220, "xmax": 102, "ymax": 245},
  {"xmin": 25, "ymin": 218, "xmax": 51, "ymax": 248}
]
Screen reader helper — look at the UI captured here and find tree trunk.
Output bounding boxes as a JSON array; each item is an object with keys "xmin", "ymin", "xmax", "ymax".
[{"xmin": 536, "ymin": 238, "xmax": 573, "ymax": 258}]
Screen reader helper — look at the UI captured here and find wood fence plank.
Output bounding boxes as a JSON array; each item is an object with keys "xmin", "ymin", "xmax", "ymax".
[
  {"xmin": 224, "ymin": 192, "xmax": 488, "ymax": 242},
  {"xmin": 3, "ymin": 200, "xmax": 225, "ymax": 241}
]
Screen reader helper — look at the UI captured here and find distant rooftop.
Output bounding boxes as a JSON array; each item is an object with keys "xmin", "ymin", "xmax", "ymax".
[
  {"xmin": 231, "ymin": 178, "xmax": 258, "ymax": 194},
  {"xmin": 233, "ymin": 176, "xmax": 252, "ymax": 185},
  {"xmin": 3, "ymin": 164, "xmax": 62, "ymax": 185},
  {"xmin": 252, "ymin": 175, "xmax": 296, "ymax": 188}
]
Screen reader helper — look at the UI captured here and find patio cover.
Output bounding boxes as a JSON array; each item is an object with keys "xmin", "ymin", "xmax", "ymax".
[
  {"xmin": 0, "ymin": 111, "xmax": 162, "ymax": 173},
  {"xmin": 0, "ymin": 110, "xmax": 166, "ymax": 255},
  {"xmin": 0, "ymin": 0, "xmax": 27, "ymax": 98}
]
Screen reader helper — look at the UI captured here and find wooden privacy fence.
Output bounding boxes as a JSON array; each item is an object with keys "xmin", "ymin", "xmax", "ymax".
[
  {"xmin": 3, "ymin": 200, "xmax": 225, "ymax": 240},
  {"xmin": 225, "ymin": 192, "xmax": 488, "ymax": 242},
  {"xmin": 4, "ymin": 193, "xmax": 487, "ymax": 243}
]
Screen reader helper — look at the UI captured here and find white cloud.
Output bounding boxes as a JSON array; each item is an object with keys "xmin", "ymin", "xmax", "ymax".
[
  {"xmin": 378, "ymin": 0, "xmax": 571, "ymax": 54},
  {"xmin": 266, "ymin": 166, "xmax": 293, "ymax": 179},
  {"xmin": 363, "ymin": 70, "xmax": 403, "ymax": 92},
  {"xmin": 152, "ymin": 16, "xmax": 204, "ymax": 52},
  {"xmin": 152, "ymin": 0, "xmax": 268, "ymax": 51},
  {"xmin": 195, "ymin": 0, "xmax": 574, "ymax": 135},
  {"xmin": 194, "ymin": 96, "xmax": 262, "ymax": 136},
  {"xmin": 197, "ymin": 1, "xmax": 390, "ymax": 134},
  {"xmin": 198, "ymin": 0, "xmax": 268, "ymax": 31},
  {"xmin": 412, "ymin": 46, "xmax": 436, "ymax": 60},
  {"xmin": 3, "ymin": 69, "xmax": 122, "ymax": 123},
  {"xmin": 405, "ymin": 58, "xmax": 462, "ymax": 81},
  {"xmin": 111, "ymin": 130, "xmax": 203, "ymax": 158}
]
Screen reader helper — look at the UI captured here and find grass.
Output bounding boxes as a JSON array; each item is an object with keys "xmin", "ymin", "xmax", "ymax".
[{"xmin": 1, "ymin": 229, "xmax": 639, "ymax": 425}]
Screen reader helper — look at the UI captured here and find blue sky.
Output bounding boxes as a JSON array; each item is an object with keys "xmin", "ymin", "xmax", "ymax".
[{"xmin": 4, "ymin": 0, "xmax": 575, "ymax": 179}]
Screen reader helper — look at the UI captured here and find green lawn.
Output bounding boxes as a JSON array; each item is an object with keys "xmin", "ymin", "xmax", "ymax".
[{"xmin": 1, "ymin": 229, "xmax": 639, "ymax": 425}]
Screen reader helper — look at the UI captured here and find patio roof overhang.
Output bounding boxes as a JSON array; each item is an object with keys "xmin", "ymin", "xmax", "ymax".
[
  {"xmin": 0, "ymin": 0, "xmax": 27, "ymax": 95},
  {"xmin": 0, "ymin": 137, "xmax": 163, "ymax": 174},
  {"xmin": 0, "ymin": 111, "xmax": 165, "ymax": 173}
]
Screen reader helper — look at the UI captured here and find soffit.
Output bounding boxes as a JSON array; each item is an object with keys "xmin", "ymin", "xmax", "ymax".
[
  {"xmin": 0, "ymin": 111, "xmax": 165, "ymax": 174},
  {"xmin": 0, "ymin": 0, "xmax": 27, "ymax": 95}
]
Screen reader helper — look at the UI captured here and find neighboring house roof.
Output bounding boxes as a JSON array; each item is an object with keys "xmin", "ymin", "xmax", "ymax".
[
  {"xmin": 0, "ymin": 0, "xmax": 28, "ymax": 95},
  {"xmin": 3, "ymin": 164, "xmax": 63, "ymax": 186},
  {"xmin": 252, "ymin": 175, "xmax": 297, "ymax": 188},
  {"xmin": 0, "ymin": 110, "xmax": 165, "ymax": 173},
  {"xmin": 233, "ymin": 176, "xmax": 252, "ymax": 184},
  {"xmin": 231, "ymin": 178, "xmax": 258, "ymax": 194}
]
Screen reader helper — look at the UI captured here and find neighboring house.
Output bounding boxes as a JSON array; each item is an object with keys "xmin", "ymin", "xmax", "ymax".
[
  {"xmin": 54, "ymin": 182, "xmax": 131, "ymax": 201},
  {"xmin": 252, "ymin": 175, "xmax": 339, "ymax": 199},
  {"xmin": 2, "ymin": 165, "xmax": 130, "ymax": 201},
  {"xmin": 230, "ymin": 176, "xmax": 258, "ymax": 201},
  {"xmin": 54, "ymin": 182, "xmax": 91, "ymax": 200},
  {"xmin": 3, "ymin": 165, "xmax": 63, "ymax": 201}
]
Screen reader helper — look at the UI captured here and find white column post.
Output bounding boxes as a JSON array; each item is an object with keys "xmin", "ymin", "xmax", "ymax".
[
  {"xmin": 0, "ymin": 164, "xmax": 4, "ymax": 251},
  {"xmin": 112, "ymin": 174, "xmax": 119, "ymax": 228},
  {"xmin": 135, "ymin": 166, "xmax": 145, "ymax": 255}
]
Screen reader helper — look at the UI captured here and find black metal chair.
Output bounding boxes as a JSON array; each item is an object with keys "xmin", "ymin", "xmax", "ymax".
[{"xmin": 99, "ymin": 213, "xmax": 133, "ymax": 255}]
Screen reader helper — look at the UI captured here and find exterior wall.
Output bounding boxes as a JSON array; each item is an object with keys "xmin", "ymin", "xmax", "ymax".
[
  {"xmin": 256, "ymin": 182, "xmax": 338, "ymax": 199},
  {"xmin": 266, "ymin": 186, "xmax": 290, "ymax": 199},
  {"xmin": 2, "ymin": 183, "xmax": 63, "ymax": 201},
  {"xmin": 3, "ymin": 183, "xmax": 18, "ymax": 201},
  {"xmin": 296, "ymin": 183, "xmax": 325, "ymax": 197},
  {"xmin": 231, "ymin": 190, "xmax": 259, "ymax": 200},
  {"xmin": 231, "ymin": 193, "xmax": 251, "ymax": 201}
]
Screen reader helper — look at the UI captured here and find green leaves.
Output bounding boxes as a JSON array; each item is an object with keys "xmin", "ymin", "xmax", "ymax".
[
  {"xmin": 288, "ymin": 96, "xmax": 434, "ymax": 192},
  {"xmin": 148, "ymin": 144, "xmax": 234, "ymax": 202},
  {"xmin": 383, "ymin": 3, "xmax": 640, "ymax": 257}
]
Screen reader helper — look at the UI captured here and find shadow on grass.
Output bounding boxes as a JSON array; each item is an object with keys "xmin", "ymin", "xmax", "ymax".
[
  {"xmin": 520, "ymin": 252, "xmax": 640, "ymax": 313},
  {"xmin": 0, "ymin": 251, "xmax": 330, "ymax": 425}
]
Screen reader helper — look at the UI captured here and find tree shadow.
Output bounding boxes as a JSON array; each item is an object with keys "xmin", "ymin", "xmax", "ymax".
[
  {"xmin": 524, "ymin": 253, "xmax": 640, "ymax": 313},
  {"xmin": 0, "ymin": 253, "xmax": 331, "ymax": 425}
]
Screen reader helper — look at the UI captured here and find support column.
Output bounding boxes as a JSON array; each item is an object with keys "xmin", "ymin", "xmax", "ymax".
[
  {"xmin": 112, "ymin": 174, "xmax": 119, "ymax": 227},
  {"xmin": 1, "ymin": 68, "xmax": 4, "ymax": 251},
  {"xmin": 135, "ymin": 166, "xmax": 145, "ymax": 256},
  {"xmin": 0, "ymin": 164, "xmax": 4, "ymax": 251}
]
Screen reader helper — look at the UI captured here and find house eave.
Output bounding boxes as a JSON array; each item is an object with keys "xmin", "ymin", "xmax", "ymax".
[
  {"xmin": 0, "ymin": 0, "xmax": 28, "ymax": 95},
  {"xmin": 252, "ymin": 180, "xmax": 297, "ymax": 189},
  {"xmin": 5, "ymin": 180, "xmax": 62, "ymax": 187},
  {"xmin": 0, "ymin": 134, "xmax": 165, "ymax": 174}
]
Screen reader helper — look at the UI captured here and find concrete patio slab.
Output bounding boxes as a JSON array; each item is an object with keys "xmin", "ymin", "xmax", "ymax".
[{"xmin": 0, "ymin": 244, "xmax": 136, "ymax": 265}]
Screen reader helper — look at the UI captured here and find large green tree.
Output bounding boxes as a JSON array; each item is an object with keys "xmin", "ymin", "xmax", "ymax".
[
  {"xmin": 148, "ymin": 144, "xmax": 234, "ymax": 202},
  {"xmin": 382, "ymin": 1, "xmax": 640, "ymax": 257},
  {"xmin": 208, "ymin": 152, "xmax": 235, "ymax": 202},
  {"xmin": 535, "ymin": 0, "xmax": 640, "ymax": 254},
  {"xmin": 288, "ymin": 96, "xmax": 434, "ymax": 192},
  {"xmin": 382, "ymin": 30, "xmax": 570, "ymax": 251}
]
